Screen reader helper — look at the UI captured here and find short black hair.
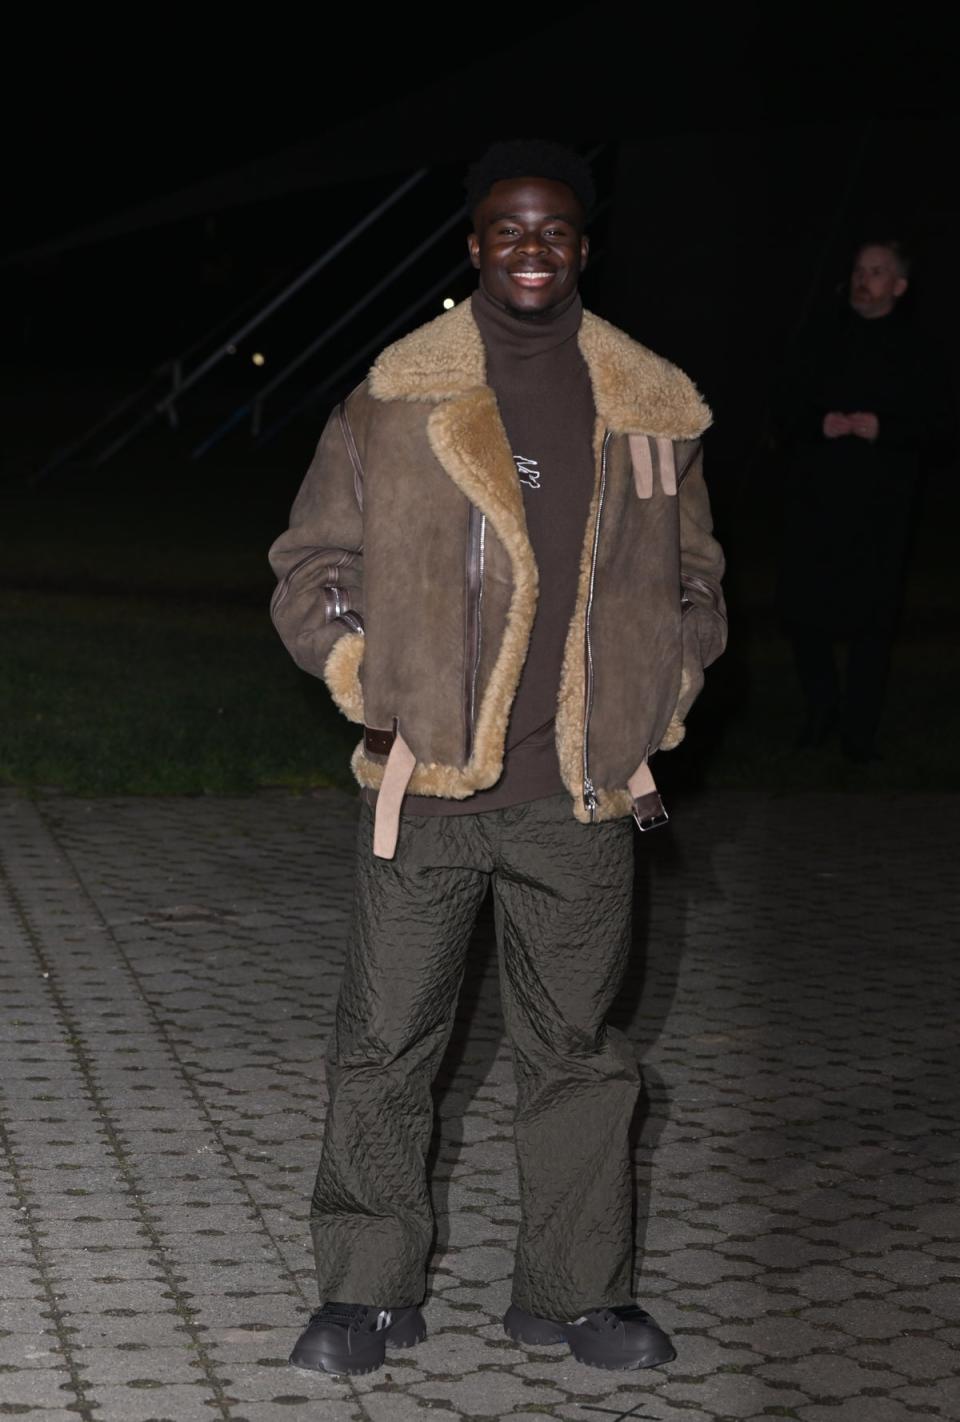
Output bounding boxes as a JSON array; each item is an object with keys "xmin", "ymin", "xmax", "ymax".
[{"xmin": 464, "ymin": 140, "xmax": 595, "ymax": 223}]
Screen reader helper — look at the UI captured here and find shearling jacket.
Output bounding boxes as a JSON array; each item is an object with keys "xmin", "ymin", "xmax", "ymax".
[{"xmin": 269, "ymin": 298, "xmax": 726, "ymax": 834}]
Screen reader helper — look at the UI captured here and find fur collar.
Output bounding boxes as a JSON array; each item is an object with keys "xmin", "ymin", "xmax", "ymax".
[{"xmin": 368, "ymin": 296, "xmax": 711, "ymax": 439}]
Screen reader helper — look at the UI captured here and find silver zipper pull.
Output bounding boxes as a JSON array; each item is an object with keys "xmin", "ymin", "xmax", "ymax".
[{"xmin": 583, "ymin": 778, "xmax": 599, "ymax": 819}]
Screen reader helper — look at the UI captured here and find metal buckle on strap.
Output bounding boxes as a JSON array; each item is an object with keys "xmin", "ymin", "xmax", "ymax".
[
  {"xmin": 364, "ymin": 721, "xmax": 397, "ymax": 757},
  {"xmin": 632, "ymin": 792, "xmax": 669, "ymax": 832}
]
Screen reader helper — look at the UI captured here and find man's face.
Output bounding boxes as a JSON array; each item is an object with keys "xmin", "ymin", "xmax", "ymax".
[
  {"xmin": 467, "ymin": 176, "xmax": 588, "ymax": 317},
  {"xmin": 849, "ymin": 245, "xmax": 908, "ymax": 318}
]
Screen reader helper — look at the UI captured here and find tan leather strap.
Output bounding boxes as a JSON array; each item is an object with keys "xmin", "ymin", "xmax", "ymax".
[
  {"xmin": 373, "ymin": 730, "xmax": 416, "ymax": 860},
  {"xmin": 656, "ymin": 436, "xmax": 677, "ymax": 496},
  {"xmin": 628, "ymin": 434, "xmax": 677, "ymax": 499},
  {"xmin": 627, "ymin": 759, "xmax": 669, "ymax": 832}
]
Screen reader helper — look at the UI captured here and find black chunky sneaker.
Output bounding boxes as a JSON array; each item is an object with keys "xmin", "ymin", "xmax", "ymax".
[
  {"xmin": 290, "ymin": 1301, "xmax": 427, "ymax": 1375},
  {"xmin": 504, "ymin": 1302, "xmax": 676, "ymax": 1370}
]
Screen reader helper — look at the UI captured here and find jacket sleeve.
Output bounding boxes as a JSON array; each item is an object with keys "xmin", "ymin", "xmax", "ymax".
[
  {"xmin": 659, "ymin": 444, "xmax": 727, "ymax": 749},
  {"xmin": 268, "ymin": 396, "xmax": 365, "ymax": 719}
]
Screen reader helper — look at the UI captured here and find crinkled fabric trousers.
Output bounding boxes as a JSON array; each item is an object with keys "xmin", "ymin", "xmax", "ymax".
[{"xmin": 309, "ymin": 792, "xmax": 640, "ymax": 1320}]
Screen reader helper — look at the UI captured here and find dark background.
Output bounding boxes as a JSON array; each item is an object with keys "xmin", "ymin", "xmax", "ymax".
[
  {"xmin": 6, "ymin": 7, "xmax": 959, "ymax": 469},
  {"xmin": 2, "ymin": 4, "xmax": 958, "ymax": 794}
]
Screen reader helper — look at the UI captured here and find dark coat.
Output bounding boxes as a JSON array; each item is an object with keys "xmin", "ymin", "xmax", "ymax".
[{"xmin": 776, "ymin": 301, "xmax": 952, "ymax": 632}]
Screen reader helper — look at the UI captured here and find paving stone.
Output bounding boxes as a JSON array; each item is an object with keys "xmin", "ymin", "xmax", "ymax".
[
  {"xmin": 19, "ymin": 1166, "xmax": 129, "ymax": 1194},
  {"xmin": 32, "ymin": 1218, "xmax": 149, "ymax": 1249},
  {"xmin": 210, "ymin": 1362, "xmax": 346, "ymax": 1403},
  {"xmin": 712, "ymin": 1234, "xmax": 840, "ymax": 1271},
  {"xmin": 170, "ymin": 1261, "xmax": 299, "ymax": 1294},
  {"xmin": 786, "ymin": 1263, "xmax": 897, "ymax": 1301},
  {"xmin": 359, "ymin": 1396, "xmax": 461, "ymax": 1422},
  {"xmin": 868, "ymin": 1249, "xmax": 959, "ymax": 1286},
  {"xmin": 228, "ymin": 1400, "xmax": 361, "ymax": 1422},
  {"xmin": 0, "ymin": 1413, "xmax": 86, "ymax": 1422},
  {"xmin": 759, "ymin": 1350, "xmax": 908, "ymax": 1395},
  {"xmin": 555, "ymin": 1400, "xmax": 706, "ymax": 1422},
  {"xmin": 0, "ymin": 1366, "xmax": 77, "ymax": 1407},
  {"xmin": 203, "ymin": 1327, "xmax": 295, "ymax": 1361},
  {"xmin": 658, "ymin": 1331, "xmax": 758, "ymax": 1376},
  {"xmin": 56, "ymin": 1278, "xmax": 176, "ymax": 1315},
  {"xmin": 803, "ymin": 1297, "xmax": 945, "ymax": 1337},
  {"xmin": 851, "ymin": 1333, "xmax": 958, "ymax": 1380},
  {"xmin": 0, "ymin": 1331, "xmax": 63, "ymax": 1367},
  {"xmin": 30, "ymin": 1194, "xmax": 143, "ymax": 1223},
  {"xmin": 71, "ymin": 1344, "xmax": 206, "ymax": 1385},
  {"xmin": 0, "ymin": 1298, "xmax": 52, "ymax": 1332},
  {"xmin": 83, "ymin": 1382, "xmax": 225, "ymax": 1420},
  {"xmin": 891, "ymin": 1375, "xmax": 960, "ymax": 1412},
  {"xmin": 675, "ymin": 1278, "xmax": 795, "ymax": 1318},
  {"xmin": 796, "ymin": 1403, "xmax": 910, "ymax": 1422},
  {"xmin": 44, "ymin": 1248, "xmax": 165, "ymax": 1284},
  {"xmin": 646, "ymin": 1247, "xmax": 759, "ymax": 1285},
  {"xmin": 163, "ymin": 1232, "xmax": 278, "ymax": 1265},
  {"xmin": 59, "ymin": 1311, "xmax": 191, "ymax": 1349},
  {"xmin": 2, "ymin": 787, "xmax": 958, "ymax": 1421},
  {"xmin": 0, "ymin": 1264, "xmax": 47, "ymax": 1298},
  {"xmin": 413, "ymin": 1369, "xmax": 567, "ymax": 1414},
  {"xmin": 178, "ymin": 1290, "xmax": 301, "ymax": 1330},
  {"xmin": 436, "ymin": 1244, "xmax": 514, "ymax": 1284},
  {"xmin": 666, "ymin": 1372, "xmax": 811, "ymax": 1417}
]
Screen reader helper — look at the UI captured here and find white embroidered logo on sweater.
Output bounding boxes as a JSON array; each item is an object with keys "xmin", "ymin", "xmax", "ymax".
[{"xmin": 514, "ymin": 455, "xmax": 541, "ymax": 490}]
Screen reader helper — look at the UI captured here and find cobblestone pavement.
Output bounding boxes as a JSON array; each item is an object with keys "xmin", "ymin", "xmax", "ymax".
[{"xmin": 1, "ymin": 786, "xmax": 958, "ymax": 1422}]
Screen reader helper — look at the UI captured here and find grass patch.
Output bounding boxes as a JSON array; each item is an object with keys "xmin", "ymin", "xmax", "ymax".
[
  {"xmin": 0, "ymin": 588, "xmax": 356, "ymax": 795},
  {"xmin": 3, "ymin": 585, "xmax": 958, "ymax": 798}
]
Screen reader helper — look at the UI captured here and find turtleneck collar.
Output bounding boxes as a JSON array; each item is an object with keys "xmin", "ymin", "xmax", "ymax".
[{"xmin": 471, "ymin": 283, "xmax": 583, "ymax": 363}]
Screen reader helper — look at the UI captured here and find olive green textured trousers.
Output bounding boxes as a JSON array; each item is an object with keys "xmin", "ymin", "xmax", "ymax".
[{"xmin": 309, "ymin": 792, "xmax": 640, "ymax": 1320}]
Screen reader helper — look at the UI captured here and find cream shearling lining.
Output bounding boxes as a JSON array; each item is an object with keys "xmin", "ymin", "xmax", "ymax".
[
  {"xmin": 323, "ymin": 632, "xmax": 365, "ymax": 724},
  {"xmin": 370, "ymin": 300, "xmax": 711, "ymax": 439}
]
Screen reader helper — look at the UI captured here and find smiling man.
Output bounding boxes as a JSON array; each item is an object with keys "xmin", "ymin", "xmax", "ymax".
[
  {"xmin": 468, "ymin": 174, "xmax": 588, "ymax": 313},
  {"xmin": 269, "ymin": 140, "xmax": 726, "ymax": 1378}
]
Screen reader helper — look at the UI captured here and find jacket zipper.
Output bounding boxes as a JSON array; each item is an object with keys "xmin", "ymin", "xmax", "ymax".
[
  {"xmin": 463, "ymin": 508, "xmax": 486, "ymax": 762},
  {"xmin": 582, "ymin": 432, "xmax": 611, "ymax": 821}
]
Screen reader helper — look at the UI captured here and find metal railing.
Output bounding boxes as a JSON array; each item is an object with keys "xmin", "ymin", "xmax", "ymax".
[
  {"xmin": 35, "ymin": 168, "xmax": 429, "ymax": 480},
  {"xmin": 255, "ymin": 189, "xmax": 612, "ymax": 445},
  {"xmin": 214, "ymin": 144, "xmax": 609, "ymax": 450},
  {"xmin": 191, "ymin": 204, "xmax": 468, "ymax": 457},
  {"xmin": 38, "ymin": 144, "xmax": 610, "ymax": 476},
  {"xmin": 256, "ymin": 255, "xmax": 474, "ymax": 444}
]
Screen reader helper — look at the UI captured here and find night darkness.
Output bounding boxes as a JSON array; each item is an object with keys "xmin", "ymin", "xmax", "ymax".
[
  {"xmin": 3, "ymin": 8, "xmax": 959, "ymax": 797},
  {"xmin": 6, "ymin": 11, "xmax": 959, "ymax": 461}
]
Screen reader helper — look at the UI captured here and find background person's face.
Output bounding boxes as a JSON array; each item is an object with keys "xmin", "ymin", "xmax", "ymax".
[
  {"xmin": 467, "ymin": 176, "xmax": 588, "ymax": 316},
  {"xmin": 849, "ymin": 245, "xmax": 908, "ymax": 318}
]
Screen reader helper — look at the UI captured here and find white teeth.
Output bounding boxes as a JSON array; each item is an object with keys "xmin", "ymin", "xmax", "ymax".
[{"xmin": 512, "ymin": 272, "xmax": 552, "ymax": 279}]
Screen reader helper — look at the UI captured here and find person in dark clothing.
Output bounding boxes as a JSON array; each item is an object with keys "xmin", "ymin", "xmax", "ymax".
[
  {"xmin": 777, "ymin": 240, "xmax": 952, "ymax": 762},
  {"xmin": 269, "ymin": 140, "xmax": 726, "ymax": 1377}
]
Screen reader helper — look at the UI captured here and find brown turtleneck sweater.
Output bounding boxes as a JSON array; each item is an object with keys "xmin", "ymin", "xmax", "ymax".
[{"xmin": 368, "ymin": 284, "xmax": 597, "ymax": 816}]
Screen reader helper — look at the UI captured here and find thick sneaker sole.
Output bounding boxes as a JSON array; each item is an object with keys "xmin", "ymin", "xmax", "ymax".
[
  {"xmin": 290, "ymin": 1307, "xmax": 427, "ymax": 1376},
  {"xmin": 504, "ymin": 1304, "xmax": 676, "ymax": 1371}
]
